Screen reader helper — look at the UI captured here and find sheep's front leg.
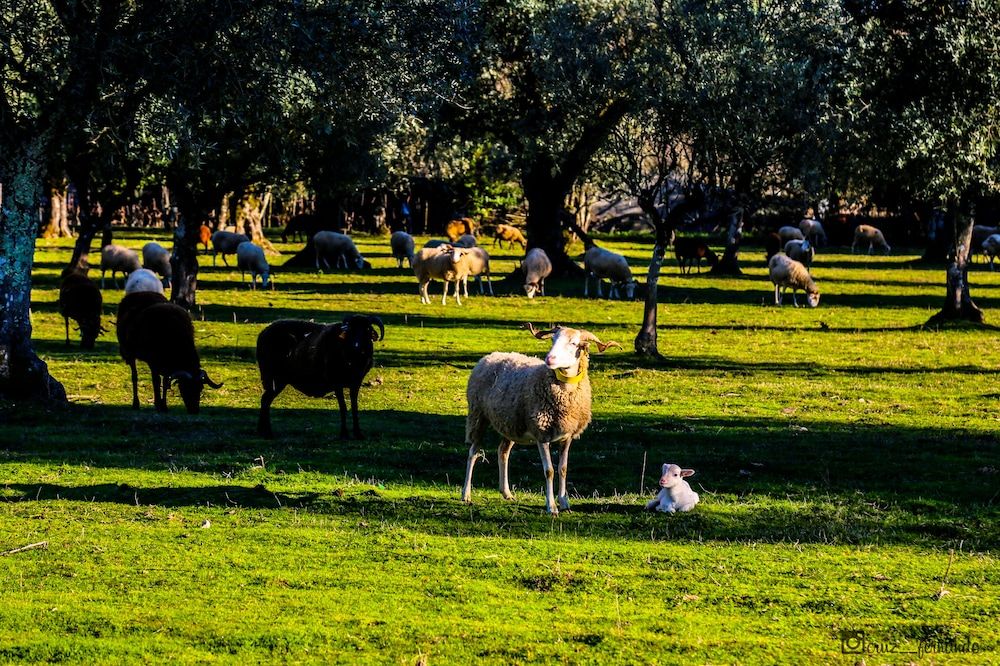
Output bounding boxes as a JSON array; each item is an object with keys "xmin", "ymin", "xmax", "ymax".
[
  {"xmin": 773, "ymin": 284, "xmax": 782, "ymax": 306},
  {"xmin": 556, "ymin": 441, "xmax": 571, "ymax": 511},
  {"xmin": 498, "ymin": 440, "xmax": 515, "ymax": 500},
  {"xmin": 537, "ymin": 441, "xmax": 558, "ymax": 515},
  {"xmin": 461, "ymin": 443, "xmax": 484, "ymax": 503},
  {"xmin": 348, "ymin": 385, "xmax": 364, "ymax": 439},
  {"xmin": 333, "ymin": 387, "xmax": 350, "ymax": 439},
  {"xmin": 440, "ymin": 280, "xmax": 450, "ymax": 305},
  {"xmin": 129, "ymin": 360, "xmax": 141, "ymax": 409}
]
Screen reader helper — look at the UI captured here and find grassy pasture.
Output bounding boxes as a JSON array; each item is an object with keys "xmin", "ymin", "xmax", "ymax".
[{"xmin": 2, "ymin": 230, "xmax": 999, "ymax": 664}]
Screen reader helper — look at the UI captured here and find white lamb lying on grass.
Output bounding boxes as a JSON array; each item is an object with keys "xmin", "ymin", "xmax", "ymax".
[{"xmin": 646, "ymin": 464, "xmax": 700, "ymax": 513}]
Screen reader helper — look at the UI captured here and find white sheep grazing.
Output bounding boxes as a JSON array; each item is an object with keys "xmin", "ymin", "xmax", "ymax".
[
  {"xmin": 798, "ymin": 218, "xmax": 827, "ymax": 246},
  {"xmin": 783, "ymin": 239, "xmax": 814, "ymax": 268},
  {"xmin": 852, "ymin": 224, "xmax": 891, "ymax": 254},
  {"xmin": 462, "ymin": 323, "xmax": 621, "ymax": 515},
  {"xmin": 211, "ymin": 231, "xmax": 250, "ymax": 266},
  {"xmin": 236, "ymin": 241, "xmax": 272, "ymax": 290},
  {"xmin": 646, "ymin": 464, "xmax": 700, "ymax": 513},
  {"xmin": 583, "ymin": 244, "xmax": 636, "ymax": 299},
  {"xmin": 970, "ymin": 225, "xmax": 999, "ymax": 262},
  {"xmin": 769, "ymin": 253, "xmax": 820, "ymax": 308},
  {"xmin": 390, "ymin": 231, "xmax": 415, "ymax": 268},
  {"xmin": 983, "ymin": 234, "xmax": 1000, "ymax": 270},
  {"xmin": 460, "ymin": 246, "xmax": 494, "ymax": 297},
  {"xmin": 100, "ymin": 244, "xmax": 141, "ymax": 289},
  {"xmin": 522, "ymin": 248, "xmax": 552, "ymax": 299},
  {"xmin": 124, "ymin": 268, "xmax": 165, "ymax": 295},
  {"xmin": 412, "ymin": 245, "xmax": 471, "ymax": 305},
  {"xmin": 314, "ymin": 231, "xmax": 367, "ymax": 271},
  {"xmin": 141, "ymin": 242, "xmax": 172, "ymax": 287},
  {"xmin": 453, "ymin": 234, "xmax": 477, "ymax": 248},
  {"xmin": 777, "ymin": 225, "xmax": 805, "ymax": 244}
]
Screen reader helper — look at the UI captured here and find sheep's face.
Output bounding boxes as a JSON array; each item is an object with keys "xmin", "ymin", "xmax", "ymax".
[
  {"xmin": 659, "ymin": 464, "xmax": 695, "ymax": 488},
  {"xmin": 524, "ymin": 282, "xmax": 541, "ymax": 299},
  {"xmin": 621, "ymin": 280, "xmax": 637, "ymax": 300},
  {"xmin": 806, "ymin": 291, "xmax": 821, "ymax": 308},
  {"xmin": 177, "ymin": 376, "xmax": 204, "ymax": 414},
  {"xmin": 544, "ymin": 327, "xmax": 588, "ymax": 371}
]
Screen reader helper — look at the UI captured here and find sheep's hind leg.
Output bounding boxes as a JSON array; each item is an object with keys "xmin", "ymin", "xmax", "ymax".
[
  {"xmin": 556, "ymin": 441, "xmax": 571, "ymax": 511},
  {"xmin": 462, "ymin": 414, "xmax": 489, "ymax": 503},
  {"xmin": 498, "ymin": 440, "xmax": 515, "ymax": 500},
  {"xmin": 537, "ymin": 441, "xmax": 558, "ymax": 515},
  {"xmin": 257, "ymin": 384, "xmax": 284, "ymax": 437},
  {"xmin": 333, "ymin": 388, "xmax": 350, "ymax": 439},
  {"xmin": 129, "ymin": 361, "xmax": 141, "ymax": 409}
]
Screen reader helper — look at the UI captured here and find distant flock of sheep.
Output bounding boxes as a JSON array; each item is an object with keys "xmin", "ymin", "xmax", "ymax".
[{"xmin": 53, "ymin": 214, "xmax": 948, "ymax": 514}]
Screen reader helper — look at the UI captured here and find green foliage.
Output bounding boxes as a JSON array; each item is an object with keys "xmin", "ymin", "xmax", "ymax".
[{"xmin": 3, "ymin": 230, "xmax": 999, "ymax": 661}]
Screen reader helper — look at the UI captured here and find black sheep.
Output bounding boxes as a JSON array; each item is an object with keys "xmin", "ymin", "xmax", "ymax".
[
  {"xmin": 117, "ymin": 292, "xmax": 223, "ymax": 413},
  {"xmin": 58, "ymin": 267, "xmax": 104, "ymax": 349},
  {"xmin": 256, "ymin": 315, "xmax": 384, "ymax": 438}
]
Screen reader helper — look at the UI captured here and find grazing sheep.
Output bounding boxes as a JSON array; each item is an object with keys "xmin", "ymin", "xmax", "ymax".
[
  {"xmin": 646, "ymin": 464, "xmax": 700, "ymax": 513},
  {"xmin": 798, "ymin": 218, "xmax": 827, "ymax": 246},
  {"xmin": 314, "ymin": 230, "xmax": 369, "ymax": 271},
  {"xmin": 777, "ymin": 225, "xmax": 806, "ymax": 244},
  {"xmin": 971, "ymin": 225, "xmax": 999, "ymax": 262},
  {"xmin": 764, "ymin": 232, "xmax": 783, "ymax": 262},
  {"xmin": 198, "ymin": 225, "xmax": 212, "ymax": 253},
  {"xmin": 494, "ymin": 223, "xmax": 527, "ymax": 249},
  {"xmin": 58, "ymin": 266, "xmax": 104, "ymax": 349},
  {"xmin": 446, "ymin": 217, "xmax": 476, "ymax": 242},
  {"xmin": 390, "ymin": 231, "xmax": 416, "ymax": 268},
  {"xmin": 769, "ymin": 253, "xmax": 820, "ymax": 308},
  {"xmin": 255, "ymin": 315, "xmax": 384, "ymax": 438},
  {"xmin": 413, "ymin": 245, "xmax": 471, "ymax": 305},
  {"xmin": 281, "ymin": 213, "xmax": 317, "ymax": 243},
  {"xmin": 584, "ymin": 244, "xmax": 637, "ymax": 298},
  {"xmin": 673, "ymin": 237, "xmax": 719, "ymax": 275},
  {"xmin": 211, "ymin": 231, "xmax": 250, "ymax": 266},
  {"xmin": 116, "ymin": 291, "xmax": 223, "ymax": 413},
  {"xmin": 236, "ymin": 241, "xmax": 272, "ymax": 289},
  {"xmin": 124, "ymin": 268, "xmax": 166, "ymax": 295},
  {"xmin": 460, "ymin": 246, "xmax": 494, "ymax": 297},
  {"xmin": 100, "ymin": 244, "xmax": 141, "ymax": 289},
  {"xmin": 983, "ymin": 234, "xmax": 1000, "ymax": 270},
  {"xmin": 462, "ymin": 323, "xmax": 621, "ymax": 515},
  {"xmin": 522, "ymin": 248, "xmax": 552, "ymax": 299},
  {"xmin": 852, "ymin": 224, "xmax": 891, "ymax": 254},
  {"xmin": 142, "ymin": 242, "xmax": 172, "ymax": 287},
  {"xmin": 783, "ymin": 239, "xmax": 815, "ymax": 268},
  {"xmin": 453, "ymin": 234, "xmax": 477, "ymax": 248}
]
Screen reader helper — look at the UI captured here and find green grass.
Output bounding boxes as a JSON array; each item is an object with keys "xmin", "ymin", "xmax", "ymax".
[{"xmin": 2, "ymin": 229, "xmax": 999, "ymax": 663}]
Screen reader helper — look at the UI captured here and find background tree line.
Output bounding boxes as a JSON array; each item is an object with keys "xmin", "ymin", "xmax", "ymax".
[{"xmin": 2, "ymin": 0, "xmax": 999, "ymax": 400}]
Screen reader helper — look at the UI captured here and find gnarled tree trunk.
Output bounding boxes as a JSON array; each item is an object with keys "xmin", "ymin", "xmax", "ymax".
[
  {"xmin": 710, "ymin": 207, "xmax": 745, "ymax": 276},
  {"xmin": 927, "ymin": 201, "xmax": 983, "ymax": 325},
  {"xmin": 0, "ymin": 140, "xmax": 67, "ymax": 403}
]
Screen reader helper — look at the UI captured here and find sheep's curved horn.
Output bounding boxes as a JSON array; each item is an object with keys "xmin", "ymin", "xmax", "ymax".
[
  {"xmin": 578, "ymin": 331, "xmax": 622, "ymax": 353},
  {"xmin": 200, "ymin": 369, "xmax": 224, "ymax": 389},
  {"xmin": 524, "ymin": 322, "xmax": 556, "ymax": 339},
  {"xmin": 366, "ymin": 315, "xmax": 385, "ymax": 341}
]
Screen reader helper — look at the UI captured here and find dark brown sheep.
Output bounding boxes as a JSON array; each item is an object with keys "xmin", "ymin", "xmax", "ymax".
[
  {"xmin": 674, "ymin": 237, "xmax": 719, "ymax": 274},
  {"xmin": 256, "ymin": 315, "xmax": 384, "ymax": 438},
  {"xmin": 117, "ymin": 292, "xmax": 223, "ymax": 413},
  {"xmin": 58, "ymin": 267, "xmax": 104, "ymax": 349}
]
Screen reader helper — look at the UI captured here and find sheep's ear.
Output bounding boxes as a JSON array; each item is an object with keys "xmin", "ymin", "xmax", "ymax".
[{"xmin": 681, "ymin": 469, "xmax": 695, "ymax": 478}]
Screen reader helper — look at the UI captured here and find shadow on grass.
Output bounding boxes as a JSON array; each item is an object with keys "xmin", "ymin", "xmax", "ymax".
[{"xmin": 3, "ymin": 403, "xmax": 998, "ymax": 547}]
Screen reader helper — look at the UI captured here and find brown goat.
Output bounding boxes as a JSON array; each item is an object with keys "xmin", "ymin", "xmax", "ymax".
[
  {"xmin": 493, "ymin": 223, "xmax": 527, "ymax": 249},
  {"xmin": 673, "ymin": 237, "xmax": 719, "ymax": 274}
]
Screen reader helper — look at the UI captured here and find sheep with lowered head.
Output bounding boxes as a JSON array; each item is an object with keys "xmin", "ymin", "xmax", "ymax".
[
  {"xmin": 783, "ymin": 239, "xmax": 815, "ymax": 268},
  {"xmin": 646, "ymin": 464, "xmax": 700, "ymax": 513},
  {"xmin": 236, "ymin": 241, "xmax": 273, "ymax": 289},
  {"xmin": 59, "ymin": 265, "xmax": 104, "ymax": 349},
  {"xmin": 769, "ymin": 253, "xmax": 820, "ymax": 308},
  {"xmin": 494, "ymin": 223, "xmax": 527, "ymax": 249},
  {"xmin": 583, "ymin": 243, "xmax": 636, "ymax": 299},
  {"xmin": 390, "ymin": 231, "xmax": 416, "ymax": 268},
  {"xmin": 673, "ymin": 237, "xmax": 719, "ymax": 275},
  {"xmin": 798, "ymin": 218, "xmax": 827, "ymax": 246},
  {"xmin": 983, "ymin": 234, "xmax": 1000, "ymax": 270},
  {"xmin": 413, "ymin": 245, "xmax": 471, "ymax": 305},
  {"xmin": 523, "ymin": 248, "xmax": 552, "ymax": 299},
  {"xmin": 453, "ymin": 234, "xmax": 477, "ymax": 248},
  {"xmin": 255, "ymin": 315, "xmax": 384, "ymax": 438},
  {"xmin": 852, "ymin": 224, "xmax": 891, "ymax": 254},
  {"xmin": 125, "ymin": 268, "xmax": 165, "ymax": 295},
  {"xmin": 462, "ymin": 323, "xmax": 621, "ymax": 515},
  {"xmin": 142, "ymin": 242, "xmax": 172, "ymax": 287},
  {"xmin": 100, "ymin": 244, "xmax": 141, "ymax": 289},
  {"xmin": 314, "ymin": 230, "xmax": 369, "ymax": 271},
  {"xmin": 777, "ymin": 225, "xmax": 805, "ymax": 244},
  {"xmin": 211, "ymin": 230, "xmax": 250, "ymax": 266}
]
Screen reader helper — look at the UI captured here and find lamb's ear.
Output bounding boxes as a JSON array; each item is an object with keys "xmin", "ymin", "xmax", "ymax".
[{"xmin": 681, "ymin": 469, "xmax": 695, "ymax": 478}]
